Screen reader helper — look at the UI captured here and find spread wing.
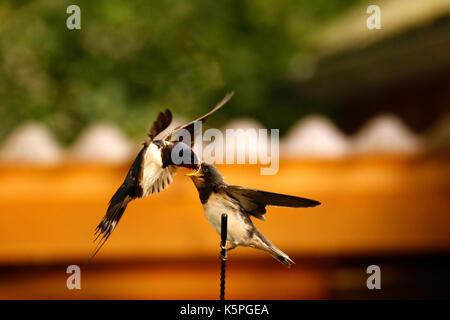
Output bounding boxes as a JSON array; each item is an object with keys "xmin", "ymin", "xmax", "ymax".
[
  {"xmin": 218, "ymin": 185, "xmax": 321, "ymax": 220},
  {"xmin": 142, "ymin": 164, "xmax": 178, "ymax": 196},
  {"xmin": 163, "ymin": 92, "xmax": 234, "ymax": 147},
  {"xmin": 144, "ymin": 109, "xmax": 173, "ymax": 146}
]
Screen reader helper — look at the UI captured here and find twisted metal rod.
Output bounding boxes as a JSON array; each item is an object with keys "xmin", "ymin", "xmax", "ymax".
[{"xmin": 219, "ymin": 213, "xmax": 228, "ymax": 301}]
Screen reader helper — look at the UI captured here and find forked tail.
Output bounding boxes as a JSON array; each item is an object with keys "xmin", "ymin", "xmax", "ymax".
[{"xmin": 252, "ymin": 230, "xmax": 295, "ymax": 268}]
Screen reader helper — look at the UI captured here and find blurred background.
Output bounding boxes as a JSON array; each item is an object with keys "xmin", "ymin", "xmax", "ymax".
[{"xmin": 0, "ymin": 0, "xmax": 449, "ymax": 299}]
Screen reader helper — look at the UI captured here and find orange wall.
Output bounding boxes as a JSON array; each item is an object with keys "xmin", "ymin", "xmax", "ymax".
[{"xmin": 0, "ymin": 156, "xmax": 449, "ymax": 299}]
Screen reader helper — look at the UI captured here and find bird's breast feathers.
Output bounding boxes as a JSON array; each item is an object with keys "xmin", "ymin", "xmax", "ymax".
[
  {"xmin": 202, "ymin": 192, "xmax": 251, "ymax": 243},
  {"xmin": 140, "ymin": 143, "xmax": 164, "ymax": 197}
]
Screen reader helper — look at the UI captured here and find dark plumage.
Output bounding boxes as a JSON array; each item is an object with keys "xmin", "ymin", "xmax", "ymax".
[
  {"xmin": 188, "ymin": 162, "xmax": 321, "ymax": 267},
  {"xmin": 89, "ymin": 92, "xmax": 234, "ymax": 262}
]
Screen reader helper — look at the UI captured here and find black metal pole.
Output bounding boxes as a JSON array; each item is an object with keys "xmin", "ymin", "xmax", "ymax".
[{"xmin": 220, "ymin": 213, "xmax": 228, "ymax": 301}]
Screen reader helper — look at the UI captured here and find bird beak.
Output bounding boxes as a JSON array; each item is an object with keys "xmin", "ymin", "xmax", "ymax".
[{"xmin": 185, "ymin": 161, "xmax": 201, "ymax": 177}]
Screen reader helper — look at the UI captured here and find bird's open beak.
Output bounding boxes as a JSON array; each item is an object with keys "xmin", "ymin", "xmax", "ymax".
[{"xmin": 184, "ymin": 161, "xmax": 201, "ymax": 177}]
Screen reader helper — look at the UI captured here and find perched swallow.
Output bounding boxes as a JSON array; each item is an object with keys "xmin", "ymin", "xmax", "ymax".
[
  {"xmin": 187, "ymin": 163, "xmax": 321, "ymax": 267},
  {"xmin": 90, "ymin": 92, "xmax": 234, "ymax": 261}
]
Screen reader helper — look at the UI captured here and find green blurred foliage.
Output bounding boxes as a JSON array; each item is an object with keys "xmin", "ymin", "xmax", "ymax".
[{"xmin": 0, "ymin": 0, "xmax": 361, "ymax": 144}]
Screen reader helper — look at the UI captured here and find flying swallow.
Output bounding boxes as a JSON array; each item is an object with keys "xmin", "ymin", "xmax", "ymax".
[
  {"xmin": 187, "ymin": 162, "xmax": 320, "ymax": 267},
  {"xmin": 90, "ymin": 92, "xmax": 234, "ymax": 261}
]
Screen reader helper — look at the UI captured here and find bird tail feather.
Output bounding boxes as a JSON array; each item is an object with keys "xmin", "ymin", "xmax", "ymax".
[
  {"xmin": 265, "ymin": 243, "xmax": 295, "ymax": 268},
  {"xmin": 253, "ymin": 230, "xmax": 295, "ymax": 268},
  {"xmin": 86, "ymin": 190, "xmax": 132, "ymax": 266}
]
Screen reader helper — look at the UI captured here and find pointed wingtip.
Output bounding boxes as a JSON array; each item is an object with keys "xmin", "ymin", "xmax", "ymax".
[
  {"xmin": 302, "ymin": 198, "xmax": 321, "ymax": 208},
  {"xmin": 212, "ymin": 91, "xmax": 234, "ymax": 111},
  {"xmin": 223, "ymin": 91, "xmax": 234, "ymax": 103}
]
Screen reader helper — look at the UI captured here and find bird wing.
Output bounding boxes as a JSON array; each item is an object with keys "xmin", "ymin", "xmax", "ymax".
[
  {"xmin": 144, "ymin": 109, "xmax": 173, "ymax": 146},
  {"xmin": 141, "ymin": 164, "xmax": 178, "ymax": 196},
  {"xmin": 218, "ymin": 185, "xmax": 321, "ymax": 220},
  {"xmin": 162, "ymin": 92, "xmax": 234, "ymax": 147}
]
